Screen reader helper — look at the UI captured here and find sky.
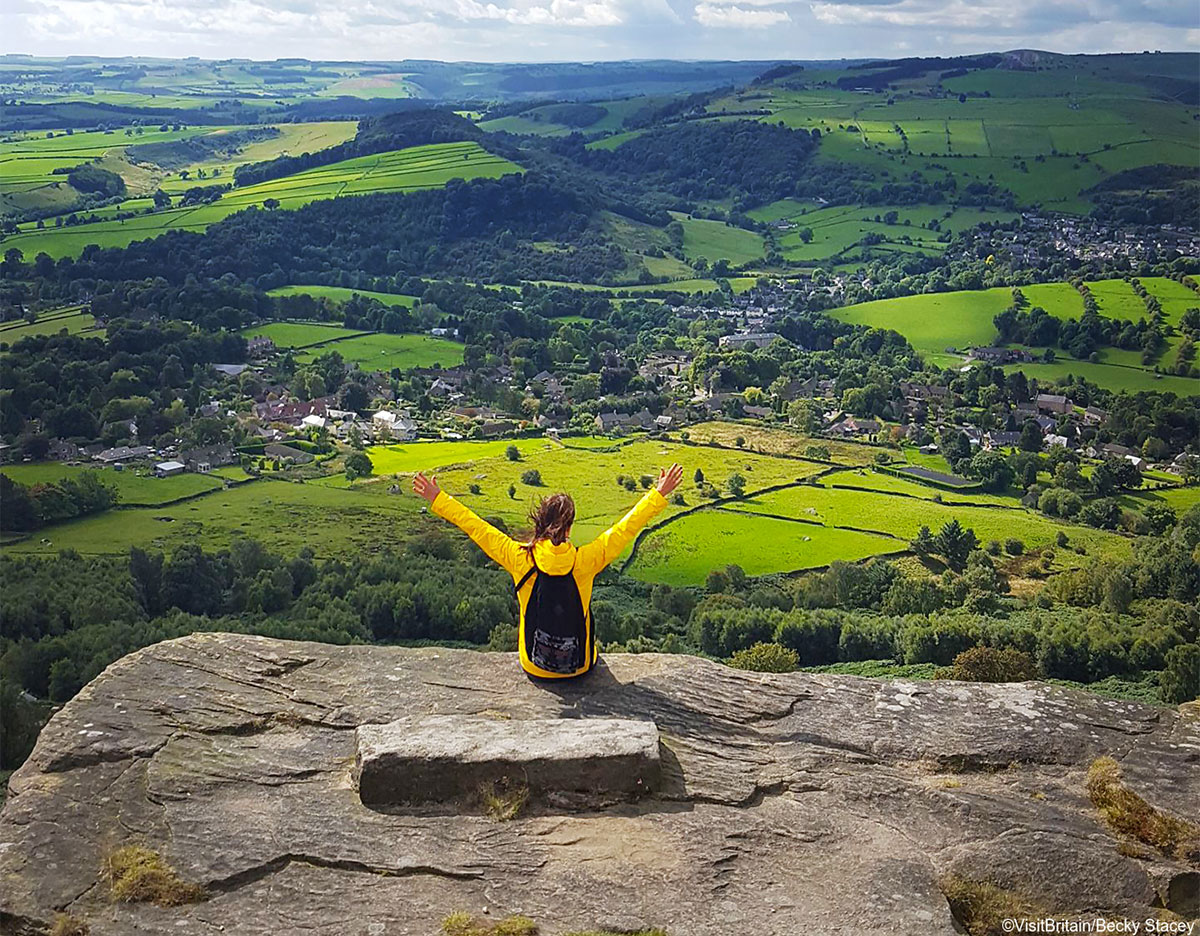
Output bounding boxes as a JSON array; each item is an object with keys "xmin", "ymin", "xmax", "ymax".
[{"xmin": 3, "ymin": 0, "xmax": 1198, "ymax": 62}]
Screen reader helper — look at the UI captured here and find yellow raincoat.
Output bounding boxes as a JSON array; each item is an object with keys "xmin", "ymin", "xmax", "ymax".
[{"xmin": 431, "ymin": 488, "xmax": 667, "ymax": 677}]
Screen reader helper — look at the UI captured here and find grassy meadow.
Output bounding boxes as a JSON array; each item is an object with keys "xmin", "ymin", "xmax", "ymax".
[
  {"xmin": 0, "ymin": 306, "xmax": 102, "ymax": 344},
  {"xmin": 294, "ymin": 332, "xmax": 462, "ymax": 370},
  {"xmin": 265, "ymin": 285, "xmax": 419, "ymax": 308},
  {"xmin": 3, "ymin": 141, "xmax": 522, "ymax": 259},
  {"xmin": 0, "ymin": 462, "xmax": 225, "ymax": 506}
]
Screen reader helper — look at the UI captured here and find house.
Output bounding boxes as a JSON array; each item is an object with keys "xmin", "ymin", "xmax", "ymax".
[
  {"xmin": 959, "ymin": 426, "xmax": 984, "ymax": 447},
  {"xmin": 1032, "ymin": 414, "xmax": 1058, "ymax": 433},
  {"xmin": 372, "ymin": 410, "xmax": 418, "ymax": 441},
  {"xmin": 263, "ymin": 444, "xmax": 313, "ymax": 466},
  {"xmin": 301, "ymin": 414, "xmax": 327, "ymax": 431},
  {"xmin": 985, "ymin": 431, "xmax": 1020, "ymax": 451},
  {"xmin": 744, "ymin": 404, "xmax": 772, "ymax": 419},
  {"xmin": 719, "ymin": 332, "xmax": 783, "ymax": 350},
  {"xmin": 1044, "ymin": 434, "xmax": 1070, "ymax": 448},
  {"xmin": 919, "ymin": 443, "xmax": 939, "ymax": 455},
  {"xmin": 829, "ymin": 417, "xmax": 880, "ymax": 438},
  {"xmin": 212, "ymin": 364, "xmax": 250, "ymax": 378},
  {"xmin": 198, "ymin": 401, "xmax": 221, "ymax": 418},
  {"xmin": 1083, "ymin": 406, "xmax": 1107, "ymax": 425},
  {"xmin": 1100, "ymin": 443, "xmax": 1136, "ymax": 459},
  {"xmin": 103, "ymin": 418, "xmax": 138, "ymax": 440},
  {"xmin": 1036, "ymin": 393, "xmax": 1073, "ymax": 414},
  {"xmin": 1125, "ymin": 454, "xmax": 1148, "ymax": 471},
  {"xmin": 971, "ymin": 347, "xmax": 1033, "ymax": 364},
  {"xmin": 480, "ymin": 420, "xmax": 514, "ymax": 438},
  {"xmin": 95, "ymin": 445, "xmax": 153, "ymax": 464},
  {"xmin": 429, "ymin": 327, "xmax": 458, "ymax": 338},
  {"xmin": 246, "ymin": 336, "xmax": 275, "ymax": 357},
  {"xmin": 48, "ymin": 439, "xmax": 80, "ymax": 461},
  {"xmin": 181, "ymin": 445, "xmax": 236, "ymax": 473},
  {"xmin": 0, "ymin": 443, "xmax": 12, "ymax": 464},
  {"xmin": 155, "ymin": 460, "xmax": 186, "ymax": 478},
  {"xmin": 654, "ymin": 414, "xmax": 673, "ymax": 430},
  {"xmin": 595, "ymin": 411, "xmax": 628, "ymax": 433}
]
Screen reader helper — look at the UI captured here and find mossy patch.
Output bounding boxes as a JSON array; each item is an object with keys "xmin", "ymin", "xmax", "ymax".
[
  {"xmin": 442, "ymin": 913, "xmax": 538, "ymax": 936},
  {"xmin": 102, "ymin": 845, "xmax": 208, "ymax": 906},
  {"xmin": 939, "ymin": 875, "xmax": 1040, "ymax": 936},
  {"xmin": 441, "ymin": 917, "xmax": 667, "ymax": 936},
  {"xmin": 478, "ymin": 779, "xmax": 529, "ymax": 821},
  {"xmin": 1086, "ymin": 756, "xmax": 1200, "ymax": 860},
  {"xmin": 49, "ymin": 914, "xmax": 89, "ymax": 936}
]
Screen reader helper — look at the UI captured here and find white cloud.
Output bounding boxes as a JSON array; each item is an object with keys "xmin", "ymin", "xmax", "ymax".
[{"xmin": 695, "ymin": 2, "xmax": 791, "ymax": 27}]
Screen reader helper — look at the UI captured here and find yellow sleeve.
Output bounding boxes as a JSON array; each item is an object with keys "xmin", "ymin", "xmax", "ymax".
[
  {"xmin": 577, "ymin": 488, "xmax": 667, "ymax": 576},
  {"xmin": 430, "ymin": 491, "xmax": 523, "ymax": 576}
]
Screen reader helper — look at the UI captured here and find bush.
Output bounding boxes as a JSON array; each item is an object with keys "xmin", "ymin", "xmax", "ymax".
[
  {"xmin": 1004, "ymin": 538, "xmax": 1025, "ymax": 556},
  {"xmin": 985, "ymin": 539, "xmax": 1001, "ymax": 555},
  {"xmin": 505, "ymin": 445, "xmax": 520, "ymax": 461},
  {"xmin": 1160, "ymin": 644, "xmax": 1200, "ymax": 704},
  {"xmin": 468, "ymin": 483, "xmax": 482, "ymax": 495},
  {"xmin": 936, "ymin": 646, "xmax": 1039, "ymax": 683},
  {"xmin": 728, "ymin": 642, "xmax": 797, "ymax": 673},
  {"xmin": 520, "ymin": 469, "xmax": 543, "ymax": 486},
  {"xmin": 1055, "ymin": 530, "xmax": 1070, "ymax": 547}
]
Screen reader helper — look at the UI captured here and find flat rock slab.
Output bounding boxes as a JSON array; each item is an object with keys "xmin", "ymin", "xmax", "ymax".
[{"xmin": 355, "ymin": 714, "xmax": 661, "ymax": 805}]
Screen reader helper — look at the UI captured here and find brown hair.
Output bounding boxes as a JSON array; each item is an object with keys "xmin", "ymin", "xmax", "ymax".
[{"xmin": 523, "ymin": 493, "xmax": 575, "ymax": 553}]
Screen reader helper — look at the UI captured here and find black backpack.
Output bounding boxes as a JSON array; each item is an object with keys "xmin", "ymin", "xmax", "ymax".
[{"xmin": 516, "ymin": 557, "xmax": 591, "ymax": 675}]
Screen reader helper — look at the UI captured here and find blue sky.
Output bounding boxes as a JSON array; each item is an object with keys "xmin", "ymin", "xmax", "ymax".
[{"xmin": 3, "ymin": 0, "xmax": 1197, "ymax": 62}]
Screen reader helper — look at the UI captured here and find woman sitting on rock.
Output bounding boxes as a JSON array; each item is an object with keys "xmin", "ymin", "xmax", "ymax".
[{"xmin": 413, "ymin": 463, "xmax": 683, "ymax": 679}]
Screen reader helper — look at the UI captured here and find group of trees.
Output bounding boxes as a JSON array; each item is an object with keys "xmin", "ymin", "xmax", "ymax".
[{"xmin": 0, "ymin": 471, "xmax": 118, "ymax": 532}]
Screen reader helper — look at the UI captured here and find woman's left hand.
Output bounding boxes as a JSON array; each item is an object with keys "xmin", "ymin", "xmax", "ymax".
[
  {"xmin": 656, "ymin": 463, "xmax": 683, "ymax": 497},
  {"xmin": 413, "ymin": 472, "xmax": 441, "ymax": 503}
]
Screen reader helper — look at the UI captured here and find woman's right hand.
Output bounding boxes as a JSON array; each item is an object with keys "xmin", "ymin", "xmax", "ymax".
[{"xmin": 413, "ymin": 472, "xmax": 441, "ymax": 503}]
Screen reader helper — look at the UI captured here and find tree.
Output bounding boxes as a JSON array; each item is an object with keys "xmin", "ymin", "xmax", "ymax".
[
  {"xmin": 934, "ymin": 519, "xmax": 978, "ymax": 572},
  {"xmin": 1160, "ymin": 644, "xmax": 1200, "ymax": 704},
  {"xmin": 726, "ymin": 473, "xmax": 746, "ymax": 497},
  {"xmin": 694, "ymin": 468, "xmax": 705, "ymax": 484},
  {"xmin": 969, "ymin": 450, "xmax": 1013, "ymax": 493},
  {"xmin": 507, "ymin": 484, "xmax": 516, "ymax": 499},
  {"xmin": 798, "ymin": 228, "xmax": 814, "ymax": 244},
  {"xmin": 344, "ymin": 452, "xmax": 373, "ymax": 481},
  {"xmin": 938, "ymin": 646, "xmax": 1038, "ymax": 683},
  {"xmin": 1018, "ymin": 420, "xmax": 1043, "ymax": 452},
  {"xmin": 912, "ymin": 525, "xmax": 936, "ymax": 555},
  {"xmin": 505, "ymin": 445, "xmax": 521, "ymax": 461},
  {"xmin": 520, "ymin": 469, "xmax": 542, "ymax": 486}
]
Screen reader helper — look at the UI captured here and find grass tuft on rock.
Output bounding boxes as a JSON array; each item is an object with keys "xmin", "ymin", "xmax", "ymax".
[
  {"xmin": 1086, "ymin": 756, "xmax": 1200, "ymax": 859},
  {"xmin": 442, "ymin": 913, "xmax": 538, "ymax": 936},
  {"xmin": 102, "ymin": 845, "xmax": 208, "ymax": 906},
  {"xmin": 939, "ymin": 875, "xmax": 1039, "ymax": 936},
  {"xmin": 478, "ymin": 778, "xmax": 529, "ymax": 821},
  {"xmin": 49, "ymin": 914, "xmax": 89, "ymax": 936}
]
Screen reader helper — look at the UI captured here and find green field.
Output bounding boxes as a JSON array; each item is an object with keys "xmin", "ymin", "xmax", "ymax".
[
  {"xmin": 295, "ymin": 332, "xmax": 462, "ymax": 370},
  {"xmin": 0, "ymin": 462, "xmax": 224, "ymax": 506},
  {"xmin": 266, "ymin": 286, "xmax": 419, "ymax": 308},
  {"xmin": 367, "ymin": 436, "xmax": 825, "ymax": 544},
  {"xmin": 748, "ymin": 200, "xmax": 1016, "ymax": 263},
  {"xmin": 672, "ymin": 213, "xmax": 765, "ymax": 265},
  {"xmin": 0, "ymin": 476, "xmax": 423, "ymax": 558},
  {"xmin": 240, "ymin": 321, "xmax": 367, "ymax": 348},
  {"xmin": 734, "ymin": 484, "xmax": 1128, "ymax": 561},
  {"xmin": 3, "ymin": 141, "xmax": 522, "ymax": 260},
  {"xmin": 831, "ymin": 279, "xmax": 1200, "ymax": 391},
  {"xmin": 626, "ymin": 509, "xmax": 903, "ymax": 585},
  {"xmin": 0, "ymin": 306, "xmax": 101, "ymax": 344}
]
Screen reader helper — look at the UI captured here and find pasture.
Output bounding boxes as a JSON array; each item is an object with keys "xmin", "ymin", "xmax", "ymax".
[
  {"xmin": 3, "ymin": 141, "xmax": 522, "ymax": 260},
  {"xmin": 672, "ymin": 213, "xmax": 765, "ymax": 265},
  {"xmin": 265, "ymin": 286, "xmax": 419, "ymax": 308},
  {"xmin": 1, "ymin": 476, "xmax": 425, "ymax": 558},
  {"xmin": 366, "ymin": 436, "xmax": 826, "ymax": 544},
  {"xmin": 240, "ymin": 321, "xmax": 367, "ymax": 348},
  {"xmin": 0, "ymin": 462, "xmax": 224, "ymax": 506},
  {"xmin": 294, "ymin": 332, "xmax": 462, "ymax": 370},
  {"xmin": 0, "ymin": 306, "xmax": 101, "ymax": 344}
]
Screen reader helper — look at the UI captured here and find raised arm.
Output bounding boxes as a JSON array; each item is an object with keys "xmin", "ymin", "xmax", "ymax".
[
  {"xmin": 413, "ymin": 472, "xmax": 523, "ymax": 575},
  {"xmin": 576, "ymin": 463, "xmax": 681, "ymax": 575}
]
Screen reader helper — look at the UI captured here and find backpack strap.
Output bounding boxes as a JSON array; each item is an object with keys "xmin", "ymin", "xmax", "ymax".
[{"xmin": 515, "ymin": 555, "xmax": 538, "ymax": 593}]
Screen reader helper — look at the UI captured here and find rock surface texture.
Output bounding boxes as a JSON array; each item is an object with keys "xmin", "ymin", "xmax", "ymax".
[
  {"xmin": 1, "ymin": 633, "xmax": 1197, "ymax": 936},
  {"xmin": 354, "ymin": 714, "xmax": 661, "ymax": 806}
]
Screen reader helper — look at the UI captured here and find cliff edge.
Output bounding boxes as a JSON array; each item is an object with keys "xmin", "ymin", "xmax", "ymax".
[{"xmin": 1, "ymin": 633, "xmax": 1197, "ymax": 935}]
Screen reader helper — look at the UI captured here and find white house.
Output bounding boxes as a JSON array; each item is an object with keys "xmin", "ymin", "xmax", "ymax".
[
  {"xmin": 301, "ymin": 414, "xmax": 327, "ymax": 430},
  {"xmin": 155, "ymin": 460, "xmax": 186, "ymax": 477}
]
